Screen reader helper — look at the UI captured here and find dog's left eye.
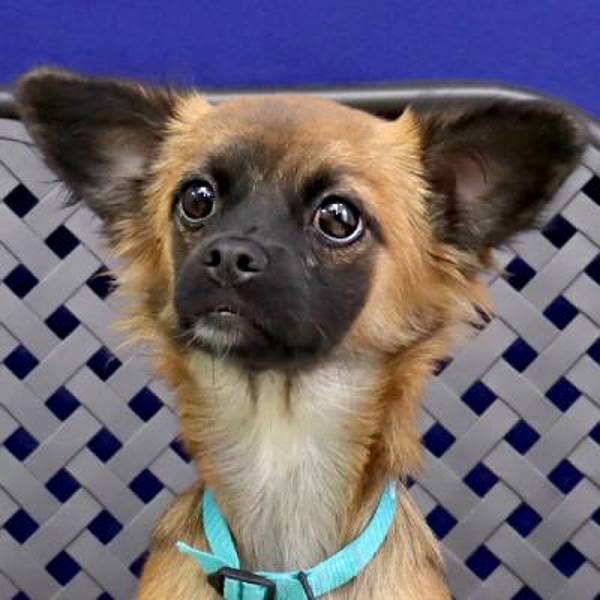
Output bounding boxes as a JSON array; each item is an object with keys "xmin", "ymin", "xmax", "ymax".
[
  {"xmin": 176, "ymin": 179, "xmax": 217, "ymax": 227},
  {"xmin": 313, "ymin": 196, "xmax": 364, "ymax": 244}
]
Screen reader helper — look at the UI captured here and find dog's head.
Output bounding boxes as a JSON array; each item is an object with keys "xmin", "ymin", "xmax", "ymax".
[{"xmin": 17, "ymin": 69, "xmax": 584, "ymax": 372}]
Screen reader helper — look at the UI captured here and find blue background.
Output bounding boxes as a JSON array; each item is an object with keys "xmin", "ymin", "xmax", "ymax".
[{"xmin": 2, "ymin": 1, "xmax": 599, "ymax": 116}]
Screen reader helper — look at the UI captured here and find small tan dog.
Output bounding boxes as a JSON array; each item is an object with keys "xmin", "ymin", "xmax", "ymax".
[{"xmin": 17, "ymin": 68, "xmax": 583, "ymax": 599}]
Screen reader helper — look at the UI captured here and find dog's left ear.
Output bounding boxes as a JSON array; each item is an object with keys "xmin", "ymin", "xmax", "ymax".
[
  {"xmin": 16, "ymin": 68, "xmax": 181, "ymax": 224},
  {"xmin": 401, "ymin": 101, "xmax": 585, "ymax": 252}
]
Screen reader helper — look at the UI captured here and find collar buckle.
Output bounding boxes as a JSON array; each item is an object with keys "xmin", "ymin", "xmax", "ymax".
[{"xmin": 207, "ymin": 566, "xmax": 276, "ymax": 599}]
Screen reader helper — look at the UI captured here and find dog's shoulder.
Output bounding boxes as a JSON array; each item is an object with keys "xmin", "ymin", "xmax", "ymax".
[
  {"xmin": 140, "ymin": 483, "xmax": 218, "ymax": 599},
  {"xmin": 150, "ymin": 483, "xmax": 205, "ymax": 551}
]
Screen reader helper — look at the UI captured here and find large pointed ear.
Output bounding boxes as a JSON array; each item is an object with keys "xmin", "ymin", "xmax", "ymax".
[
  {"xmin": 408, "ymin": 100, "xmax": 586, "ymax": 253},
  {"xmin": 16, "ymin": 68, "xmax": 179, "ymax": 223}
]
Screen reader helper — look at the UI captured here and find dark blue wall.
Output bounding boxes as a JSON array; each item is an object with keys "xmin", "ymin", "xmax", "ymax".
[{"xmin": 3, "ymin": 1, "xmax": 599, "ymax": 116}]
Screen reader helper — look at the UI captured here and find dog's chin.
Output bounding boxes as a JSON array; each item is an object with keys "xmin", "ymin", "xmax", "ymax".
[
  {"xmin": 183, "ymin": 312, "xmax": 326, "ymax": 371},
  {"xmin": 190, "ymin": 312, "xmax": 260, "ymax": 353}
]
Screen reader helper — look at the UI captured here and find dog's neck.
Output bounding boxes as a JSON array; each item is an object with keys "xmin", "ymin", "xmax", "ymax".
[{"xmin": 187, "ymin": 351, "xmax": 386, "ymax": 572}]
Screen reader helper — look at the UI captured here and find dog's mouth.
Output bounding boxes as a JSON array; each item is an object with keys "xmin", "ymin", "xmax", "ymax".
[
  {"xmin": 181, "ymin": 302, "xmax": 273, "ymax": 354},
  {"xmin": 203, "ymin": 304, "xmax": 265, "ymax": 327},
  {"xmin": 207, "ymin": 305, "xmax": 244, "ymax": 322},
  {"xmin": 177, "ymin": 300, "xmax": 327, "ymax": 371},
  {"xmin": 213, "ymin": 306, "xmax": 237, "ymax": 317},
  {"xmin": 200, "ymin": 306, "xmax": 264, "ymax": 335}
]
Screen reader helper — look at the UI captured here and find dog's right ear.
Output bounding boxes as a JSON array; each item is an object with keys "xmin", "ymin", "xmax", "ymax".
[{"xmin": 17, "ymin": 68, "xmax": 182, "ymax": 224}]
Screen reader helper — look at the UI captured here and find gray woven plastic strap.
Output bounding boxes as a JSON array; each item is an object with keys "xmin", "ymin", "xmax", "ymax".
[{"xmin": 1, "ymin": 118, "xmax": 599, "ymax": 599}]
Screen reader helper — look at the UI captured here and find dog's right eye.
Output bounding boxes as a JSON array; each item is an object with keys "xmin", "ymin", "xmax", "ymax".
[{"xmin": 176, "ymin": 179, "xmax": 217, "ymax": 227}]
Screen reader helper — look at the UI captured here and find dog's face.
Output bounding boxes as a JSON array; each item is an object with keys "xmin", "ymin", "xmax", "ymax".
[
  {"xmin": 166, "ymin": 97, "xmax": 394, "ymax": 369},
  {"xmin": 17, "ymin": 69, "xmax": 584, "ymax": 372}
]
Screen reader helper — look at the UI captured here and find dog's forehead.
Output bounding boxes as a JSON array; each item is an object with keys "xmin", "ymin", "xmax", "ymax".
[
  {"xmin": 211, "ymin": 94, "xmax": 377, "ymax": 135},
  {"xmin": 171, "ymin": 94, "xmax": 385, "ymax": 179}
]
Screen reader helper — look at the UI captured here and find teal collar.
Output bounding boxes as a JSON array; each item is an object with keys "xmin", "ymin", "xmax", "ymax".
[{"xmin": 177, "ymin": 481, "xmax": 398, "ymax": 599}]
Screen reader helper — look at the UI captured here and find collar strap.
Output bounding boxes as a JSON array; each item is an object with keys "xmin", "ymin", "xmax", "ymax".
[{"xmin": 176, "ymin": 480, "xmax": 398, "ymax": 599}]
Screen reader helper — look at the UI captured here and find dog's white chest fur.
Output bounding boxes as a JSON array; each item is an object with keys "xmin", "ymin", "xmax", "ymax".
[{"xmin": 189, "ymin": 353, "xmax": 380, "ymax": 571}]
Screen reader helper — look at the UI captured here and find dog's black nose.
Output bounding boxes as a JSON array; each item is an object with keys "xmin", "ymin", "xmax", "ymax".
[{"xmin": 200, "ymin": 237, "xmax": 269, "ymax": 286}]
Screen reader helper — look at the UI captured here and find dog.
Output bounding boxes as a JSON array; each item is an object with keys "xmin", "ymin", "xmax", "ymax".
[{"xmin": 17, "ymin": 68, "xmax": 584, "ymax": 599}]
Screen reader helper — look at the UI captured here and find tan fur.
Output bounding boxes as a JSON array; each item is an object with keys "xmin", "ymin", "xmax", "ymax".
[{"xmin": 93, "ymin": 93, "xmax": 492, "ymax": 598}]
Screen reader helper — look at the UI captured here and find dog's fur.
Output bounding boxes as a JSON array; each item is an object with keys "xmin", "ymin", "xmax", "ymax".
[{"xmin": 17, "ymin": 68, "xmax": 584, "ymax": 598}]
